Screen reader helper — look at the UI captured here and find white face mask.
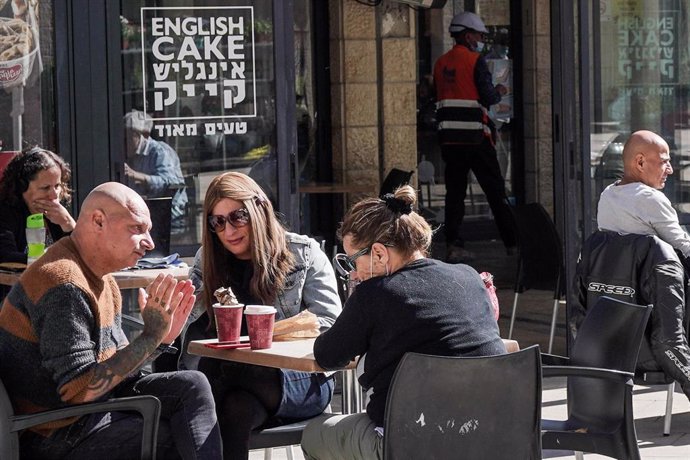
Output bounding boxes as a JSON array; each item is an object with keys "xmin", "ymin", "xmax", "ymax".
[{"xmin": 475, "ymin": 41, "xmax": 485, "ymax": 53}]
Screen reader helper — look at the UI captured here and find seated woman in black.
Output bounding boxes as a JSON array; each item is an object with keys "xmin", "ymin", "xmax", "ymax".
[
  {"xmin": 0, "ymin": 148, "xmax": 75, "ymax": 301},
  {"xmin": 301, "ymin": 185, "xmax": 506, "ymax": 460}
]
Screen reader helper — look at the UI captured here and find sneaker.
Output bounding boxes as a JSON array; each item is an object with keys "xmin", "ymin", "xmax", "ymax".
[{"xmin": 446, "ymin": 246, "xmax": 476, "ymax": 263}]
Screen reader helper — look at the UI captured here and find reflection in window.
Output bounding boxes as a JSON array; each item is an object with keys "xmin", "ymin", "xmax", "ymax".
[
  {"xmin": 591, "ymin": 3, "xmax": 690, "ymax": 224},
  {"xmin": 119, "ymin": 0, "xmax": 276, "ymax": 249},
  {"xmin": 0, "ymin": 1, "xmax": 55, "ymax": 152}
]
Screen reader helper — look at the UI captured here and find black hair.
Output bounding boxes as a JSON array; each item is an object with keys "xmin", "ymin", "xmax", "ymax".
[{"xmin": 0, "ymin": 147, "xmax": 73, "ymax": 207}]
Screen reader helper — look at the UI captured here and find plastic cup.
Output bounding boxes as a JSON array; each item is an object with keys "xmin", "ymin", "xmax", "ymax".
[
  {"xmin": 244, "ymin": 305, "xmax": 277, "ymax": 349},
  {"xmin": 213, "ymin": 303, "xmax": 245, "ymax": 343}
]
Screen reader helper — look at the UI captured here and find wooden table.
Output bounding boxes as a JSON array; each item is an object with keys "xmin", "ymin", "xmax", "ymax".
[
  {"xmin": 189, "ymin": 337, "xmax": 519, "ymax": 414},
  {"xmin": 190, "ymin": 337, "xmax": 519, "ymax": 370},
  {"xmin": 298, "ymin": 182, "xmax": 376, "ymax": 195},
  {"xmin": 111, "ymin": 266, "xmax": 190, "ymax": 289},
  {"xmin": 188, "ymin": 337, "xmax": 355, "ymax": 373},
  {"xmin": 0, "ymin": 265, "xmax": 189, "ymax": 290},
  {"xmin": 190, "ymin": 337, "xmax": 361, "ymax": 413}
]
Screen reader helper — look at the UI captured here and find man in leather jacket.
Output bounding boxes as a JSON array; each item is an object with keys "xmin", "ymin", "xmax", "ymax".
[{"xmin": 571, "ymin": 230, "xmax": 690, "ymax": 400}]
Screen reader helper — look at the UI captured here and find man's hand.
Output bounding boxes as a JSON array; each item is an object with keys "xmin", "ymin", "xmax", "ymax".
[
  {"xmin": 138, "ymin": 277, "xmax": 195, "ymax": 345},
  {"xmin": 124, "ymin": 162, "xmax": 148, "ymax": 185},
  {"xmin": 137, "ymin": 274, "xmax": 185, "ymax": 343}
]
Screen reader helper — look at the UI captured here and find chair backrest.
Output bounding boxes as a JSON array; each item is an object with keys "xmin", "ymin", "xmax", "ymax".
[
  {"xmin": 383, "ymin": 346, "xmax": 542, "ymax": 460},
  {"xmin": 576, "ymin": 231, "xmax": 688, "ymax": 375},
  {"xmin": 144, "ymin": 197, "xmax": 172, "ymax": 258},
  {"xmin": 417, "ymin": 159, "xmax": 435, "ymax": 184},
  {"xmin": 510, "ymin": 203, "xmax": 564, "ymax": 295},
  {"xmin": 0, "ymin": 375, "xmax": 20, "ymax": 459},
  {"xmin": 567, "ymin": 296, "xmax": 652, "ymax": 429},
  {"xmin": 379, "ymin": 168, "xmax": 414, "ymax": 197}
]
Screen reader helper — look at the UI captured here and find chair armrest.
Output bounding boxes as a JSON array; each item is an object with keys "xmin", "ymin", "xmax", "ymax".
[
  {"xmin": 123, "ymin": 314, "xmax": 144, "ymax": 330},
  {"xmin": 540, "ymin": 353, "xmax": 569, "ymax": 366},
  {"xmin": 543, "ymin": 365, "xmax": 634, "ymax": 383},
  {"xmin": 11, "ymin": 395, "xmax": 161, "ymax": 460},
  {"xmin": 10, "ymin": 395, "xmax": 161, "ymax": 432}
]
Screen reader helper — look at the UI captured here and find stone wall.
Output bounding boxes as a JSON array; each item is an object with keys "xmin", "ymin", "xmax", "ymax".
[
  {"xmin": 521, "ymin": 0, "xmax": 553, "ymax": 212},
  {"xmin": 329, "ymin": 0, "xmax": 418, "ymax": 203}
]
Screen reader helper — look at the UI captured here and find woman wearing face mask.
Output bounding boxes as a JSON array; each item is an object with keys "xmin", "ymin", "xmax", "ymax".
[
  {"xmin": 178, "ymin": 171, "xmax": 341, "ymax": 459},
  {"xmin": 301, "ymin": 185, "xmax": 506, "ymax": 460}
]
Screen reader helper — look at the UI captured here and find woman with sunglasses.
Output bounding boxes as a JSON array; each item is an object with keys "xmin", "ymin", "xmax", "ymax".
[
  {"xmin": 178, "ymin": 171, "xmax": 341, "ymax": 458},
  {"xmin": 301, "ymin": 185, "xmax": 506, "ymax": 460}
]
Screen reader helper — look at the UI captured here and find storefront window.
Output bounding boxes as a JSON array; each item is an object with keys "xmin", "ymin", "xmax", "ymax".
[
  {"xmin": 119, "ymin": 0, "xmax": 276, "ymax": 249},
  {"xmin": 591, "ymin": 1, "xmax": 690, "ymax": 222},
  {"xmin": 417, "ymin": 1, "xmax": 515, "ymax": 233},
  {"xmin": 0, "ymin": 1, "xmax": 56, "ymax": 153}
]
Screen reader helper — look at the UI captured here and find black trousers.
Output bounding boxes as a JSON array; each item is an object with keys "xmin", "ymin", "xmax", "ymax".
[{"xmin": 442, "ymin": 140, "xmax": 516, "ymax": 249}]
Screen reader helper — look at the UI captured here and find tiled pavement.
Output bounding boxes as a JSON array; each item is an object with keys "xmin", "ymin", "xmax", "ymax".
[{"xmin": 249, "ymin": 238, "xmax": 690, "ymax": 459}]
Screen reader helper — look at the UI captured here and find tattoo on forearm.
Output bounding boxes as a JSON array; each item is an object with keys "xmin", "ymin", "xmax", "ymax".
[{"xmin": 86, "ymin": 334, "xmax": 159, "ymax": 396}]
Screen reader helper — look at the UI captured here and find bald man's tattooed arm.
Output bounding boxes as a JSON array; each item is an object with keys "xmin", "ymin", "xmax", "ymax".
[{"xmin": 80, "ymin": 310, "xmax": 168, "ymax": 401}]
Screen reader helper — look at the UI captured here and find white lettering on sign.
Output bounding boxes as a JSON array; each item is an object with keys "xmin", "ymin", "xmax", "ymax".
[
  {"xmin": 617, "ymin": 11, "xmax": 677, "ymax": 81},
  {"xmin": 141, "ymin": 6, "xmax": 258, "ymax": 135}
]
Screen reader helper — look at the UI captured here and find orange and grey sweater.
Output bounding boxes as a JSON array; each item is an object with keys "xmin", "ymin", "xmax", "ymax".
[{"xmin": 0, "ymin": 237, "xmax": 127, "ymax": 434}]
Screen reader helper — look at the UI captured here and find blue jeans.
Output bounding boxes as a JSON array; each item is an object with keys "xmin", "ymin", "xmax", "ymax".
[{"xmin": 20, "ymin": 371, "xmax": 222, "ymax": 460}]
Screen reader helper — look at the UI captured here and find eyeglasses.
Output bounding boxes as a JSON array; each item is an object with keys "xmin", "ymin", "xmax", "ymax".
[
  {"xmin": 333, "ymin": 247, "xmax": 370, "ymax": 276},
  {"xmin": 333, "ymin": 243, "xmax": 394, "ymax": 277},
  {"xmin": 207, "ymin": 208, "xmax": 250, "ymax": 232}
]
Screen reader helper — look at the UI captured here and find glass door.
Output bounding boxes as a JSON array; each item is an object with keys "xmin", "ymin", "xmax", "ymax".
[
  {"xmin": 590, "ymin": 0, "xmax": 690, "ymax": 222},
  {"xmin": 416, "ymin": 1, "xmax": 520, "ymax": 243},
  {"xmin": 114, "ymin": 0, "xmax": 292, "ymax": 253},
  {"xmin": 0, "ymin": 1, "xmax": 57, "ymax": 153}
]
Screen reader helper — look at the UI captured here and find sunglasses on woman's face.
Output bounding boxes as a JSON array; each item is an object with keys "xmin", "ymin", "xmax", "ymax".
[
  {"xmin": 207, "ymin": 208, "xmax": 250, "ymax": 232},
  {"xmin": 333, "ymin": 247, "xmax": 370, "ymax": 276}
]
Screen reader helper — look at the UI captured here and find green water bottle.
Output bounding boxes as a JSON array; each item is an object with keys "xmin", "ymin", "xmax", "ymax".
[{"xmin": 26, "ymin": 213, "xmax": 46, "ymax": 264}]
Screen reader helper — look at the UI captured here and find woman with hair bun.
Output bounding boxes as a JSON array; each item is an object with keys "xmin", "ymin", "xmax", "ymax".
[{"xmin": 302, "ymin": 185, "xmax": 506, "ymax": 460}]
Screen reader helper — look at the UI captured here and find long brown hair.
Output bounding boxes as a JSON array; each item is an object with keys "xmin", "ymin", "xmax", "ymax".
[
  {"xmin": 338, "ymin": 185, "xmax": 432, "ymax": 258},
  {"xmin": 201, "ymin": 172, "xmax": 294, "ymax": 317}
]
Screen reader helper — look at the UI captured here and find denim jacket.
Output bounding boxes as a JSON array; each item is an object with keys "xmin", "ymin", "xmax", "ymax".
[
  {"xmin": 179, "ymin": 233, "xmax": 341, "ymax": 370},
  {"xmin": 186, "ymin": 232, "xmax": 341, "ymax": 328}
]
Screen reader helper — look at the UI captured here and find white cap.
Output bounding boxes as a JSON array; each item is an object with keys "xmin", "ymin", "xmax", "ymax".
[
  {"xmin": 124, "ymin": 109, "xmax": 153, "ymax": 134},
  {"xmin": 245, "ymin": 305, "xmax": 277, "ymax": 315},
  {"xmin": 449, "ymin": 12, "xmax": 488, "ymax": 34}
]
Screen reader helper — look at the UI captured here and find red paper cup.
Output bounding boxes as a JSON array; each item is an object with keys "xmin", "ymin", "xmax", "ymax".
[
  {"xmin": 245, "ymin": 305, "xmax": 277, "ymax": 349},
  {"xmin": 213, "ymin": 303, "xmax": 244, "ymax": 343}
]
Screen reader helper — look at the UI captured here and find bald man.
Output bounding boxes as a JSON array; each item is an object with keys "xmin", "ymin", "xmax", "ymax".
[
  {"xmin": 595, "ymin": 131, "xmax": 690, "ymax": 401},
  {"xmin": 0, "ymin": 183, "xmax": 222, "ymax": 459},
  {"xmin": 598, "ymin": 130, "xmax": 690, "ymax": 257}
]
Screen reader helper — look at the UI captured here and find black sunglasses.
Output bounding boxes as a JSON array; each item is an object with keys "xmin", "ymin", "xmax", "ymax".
[
  {"xmin": 207, "ymin": 208, "xmax": 250, "ymax": 232},
  {"xmin": 334, "ymin": 247, "xmax": 370, "ymax": 275}
]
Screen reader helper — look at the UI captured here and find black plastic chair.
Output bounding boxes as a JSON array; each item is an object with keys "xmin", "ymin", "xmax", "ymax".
[
  {"xmin": 508, "ymin": 203, "xmax": 565, "ymax": 353},
  {"xmin": 379, "ymin": 168, "xmax": 414, "ymax": 197},
  {"xmin": 0, "ymin": 375, "xmax": 161, "ymax": 459},
  {"xmin": 633, "ymin": 368, "xmax": 675, "ymax": 436},
  {"xmin": 634, "ymin": 309, "xmax": 677, "ymax": 437},
  {"xmin": 576, "ymin": 230, "xmax": 690, "ymax": 436},
  {"xmin": 383, "ymin": 346, "xmax": 542, "ymax": 460},
  {"xmin": 248, "ymin": 413, "xmax": 329, "ymax": 460},
  {"xmin": 144, "ymin": 197, "xmax": 172, "ymax": 258},
  {"xmin": 541, "ymin": 296, "xmax": 653, "ymax": 460}
]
